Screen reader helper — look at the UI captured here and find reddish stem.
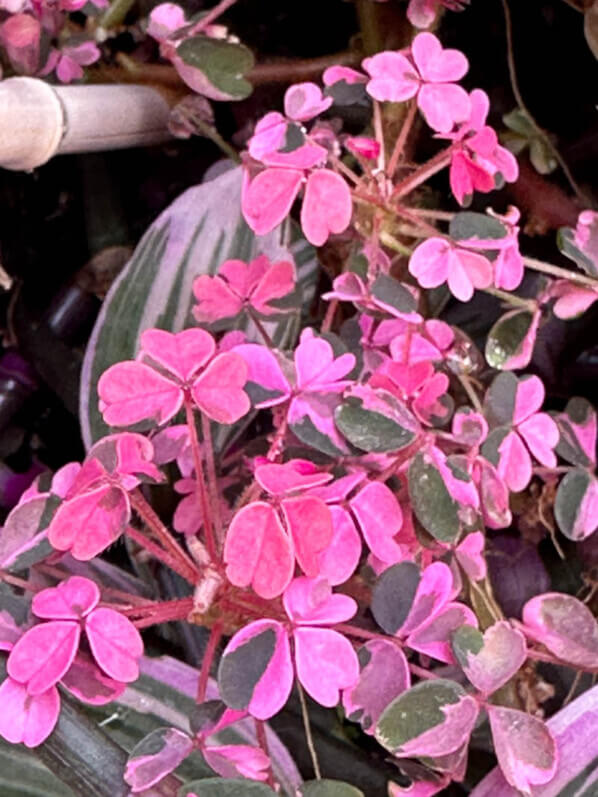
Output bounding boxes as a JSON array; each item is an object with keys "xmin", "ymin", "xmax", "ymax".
[
  {"xmin": 122, "ymin": 596, "xmax": 194, "ymax": 619},
  {"xmin": 201, "ymin": 413, "xmax": 224, "ymax": 549},
  {"xmin": 132, "ymin": 598, "xmax": 194, "ymax": 629},
  {"xmin": 255, "ymin": 719, "xmax": 276, "ymax": 789},
  {"xmin": 392, "ymin": 146, "xmax": 454, "ymax": 200},
  {"xmin": 387, "ymin": 99, "xmax": 417, "ymax": 179},
  {"xmin": 247, "ymin": 307, "xmax": 274, "ymax": 347},
  {"xmin": 184, "ymin": 396, "xmax": 218, "ymax": 562},
  {"xmin": 130, "ymin": 489, "xmax": 200, "ymax": 580},
  {"xmin": 125, "ymin": 525, "xmax": 197, "ymax": 584},
  {"xmin": 197, "ymin": 620, "xmax": 224, "ymax": 703}
]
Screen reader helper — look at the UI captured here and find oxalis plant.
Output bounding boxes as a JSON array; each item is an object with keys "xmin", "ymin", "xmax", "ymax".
[{"xmin": 1, "ymin": 5, "xmax": 598, "ymax": 797}]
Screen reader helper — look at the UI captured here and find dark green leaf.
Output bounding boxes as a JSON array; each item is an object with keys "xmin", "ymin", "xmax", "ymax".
[
  {"xmin": 370, "ymin": 275, "xmax": 418, "ymax": 316},
  {"xmin": 299, "ymin": 781, "xmax": 364, "ymax": 797},
  {"xmin": 449, "ymin": 212, "xmax": 508, "ymax": 243},
  {"xmin": 178, "ymin": 779, "xmax": 275, "ymax": 796},
  {"xmin": 408, "ymin": 453, "xmax": 460, "ymax": 543},
  {"xmin": 557, "ymin": 226, "xmax": 598, "ymax": 278},
  {"xmin": 218, "ymin": 628, "xmax": 276, "ymax": 710},
  {"xmin": 371, "ymin": 562, "xmax": 420, "ymax": 635},
  {"xmin": 177, "ymin": 37, "xmax": 254, "ymax": 101},
  {"xmin": 483, "ymin": 372, "xmax": 518, "ymax": 426},
  {"xmin": 485, "ymin": 309, "xmax": 536, "ymax": 370},
  {"xmin": 335, "ymin": 395, "xmax": 417, "ymax": 453}
]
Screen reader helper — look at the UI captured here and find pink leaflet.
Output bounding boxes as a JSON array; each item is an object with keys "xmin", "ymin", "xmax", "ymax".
[
  {"xmin": 203, "ymin": 744, "xmax": 270, "ymax": 781},
  {"xmin": 190, "ymin": 352, "xmax": 250, "ymax": 424},
  {"xmin": 342, "ymin": 640, "xmax": 410, "ymax": 735},
  {"xmin": 98, "ymin": 361, "xmax": 183, "ymax": 426},
  {"xmin": 397, "ymin": 691, "xmax": 479, "ymax": 759},
  {"xmin": 232, "ymin": 344, "xmax": 291, "ymax": 408},
  {"xmin": 513, "ymin": 374, "xmax": 544, "ymax": 425},
  {"xmin": 284, "ymin": 82, "xmax": 333, "ymax": 122},
  {"xmin": 173, "ymin": 479, "xmax": 202, "ymax": 536},
  {"xmin": 0, "ymin": 678, "xmax": 60, "ymax": 747},
  {"xmin": 459, "ymin": 622, "xmax": 527, "ymax": 695},
  {"xmin": 32, "ymin": 575, "xmax": 100, "ymax": 620},
  {"xmin": 349, "ymin": 481, "xmax": 403, "ymax": 563},
  {"xmin": 522, "ymin": 593, "xmax": 598, "ymax": 670},
  {"xmin": 293, "ymin": 626, "xmax": 359, "ymax": 706},
  {"xmin": 496, "ymin": 430, "xmax": 532, "ymax": 493},
  {"xmin": 300, "ymin": 169, "xmax": 353, "ymax": 246},
  {"xmin": 308, "ymin": 471, "xmax": 366, "ymax": 503},
  {"xmin": 85, "ymin": 607, "xmax": 143, "ymax": 682},
  {"xmin": 61, "ymin": 652, "xmax": 127, "ymax": 705},
  {"xmin": 487, "ymin": 705, "xmax": 558, "ymax": 793},
  {"xmin": 147, "ymin": 3, "xmax": 186, "ymax": 40},
  {"xmin": 242, "ymin": 168, "xmax": 303, "ymax": 235},
  {"xmin": 452, "ymin": 408, "xmax": 488, "ymax": 446},
  {"xmin": 317, "ymin": 505, "xmax": 362, "ymax": 585},
  {"xmin": 248, "ymin": 112, "xmax": 288, "ymax": 160},
  {"xmin": 409, "ymin": 238, "xmax": 492, "ymax": 302},
  {"xmin": 48, "ymin": 485, "xmax": 130, "ymax": 561},
  {"xmin": 322, "ymin": 65, "xmax": 367, "ymax": 86},
  {"xmin": 281, "ymin": 495, "xmax": 333, "ymax": 578},
  {"xmin": 455, "ymin": 532, "xmax": 487, "ymax": 581},
  {"xmin": 224, "ymin": 502, "xmax": 294, "ymax": 599},
  {"xmin": 400, "ymin": 561, "xmax": 454, "ymax": 636},
  {"xmin": 418, "ymin": 82, "xmax": 471, "ymax": 134},
  {"xmin": 449, "ymin": 150, "xmax": 495, "ymax": 206},
  {"xmin": 407, "ymin": 602, "xmax": 477, "ymax": 663},
  {"xmin": 140, "ymin": 327, "xmax": 215, "ymax": 382},
  {"xmin": 407, "ymin": 0, "xmax": 439, "ymax": 29},
  {"xmin": 249, "ymin": 257, "xmax": 296, "ymax": 316},
  {"xmin": 412, "ymin": 32, "xmax": 468, "ymax": 83},
  {"xmin": 345, "ymin": 136, "xmax": 380, "ymax": 160},
  {"xmin": 517, "ymin": 412, "xmax": 559, "ymax": 469},
  {"xmin": 192, "ymin": 273, "xmax": 244, "ymax": 323},
  {"xmin": 363, "ymin": 51, "xmax": 420, "ymax": 103},
  {"xmin": 283, "ymin": 577, "xmax": 357, "ymax": 625},
  {"xmin": 294, "ymin": 329, "xmax": 355, "ymax": 392},
  {"xmin": 8, "ymin": 621, "xmax": 80, "ymax": 695},
  {"xmin": 550, "ymin": 281, "xmax": 598, "ymax": 319},
  {"xmin": 254, "ymin": 459, "xmax": 332, "ymax": 495},
  {"xmin": 473, "ymin": 458, "xmax": 512, "ymax": 529},
  {"xmin": 221, "ymin": 619, "xmax": 294, "ymax": 720}
]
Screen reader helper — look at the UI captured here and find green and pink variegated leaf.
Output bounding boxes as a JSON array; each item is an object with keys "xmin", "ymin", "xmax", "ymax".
[
  {"xmin": 554, "ymin": 397, "xmax": 597, "ymax": 468},
  {"xmin": 124, "ymin": 727, "xmax": 194, "ymax": 792},
  {"xmin": 485, "ymin": 308, "xmax": 540, "ymax": 371},
  {"xmin": 522, "ymin": 593, "xmax": 598, "ymax": 670},
  {"xmin": 80, "ymin": 166, "xmax": 317, "ymax": 448},
  {"xmin": 375, "ymin": 679, "xmax": 479, "ymax": 758},
  {"xmin": 335, "ymin": 385, "xmax": 419, "ymax": 453},
  {"xmin": 298, "ymin": 781, "xmax": 365, "ymax": 797},
  {"xmin": 451, "ymin": 621, "xmax": 527, "ymax": 695},
  {"xmin": 470, "ymin": 684, "xmax": 598, "ymax": 796},
  {"xmin": 178, "ymin": 778, "xmax": 276, "ymax": 796},
  {"xmin": 554, "ymin": 468, "xmax": 598, "ymax": 541}
]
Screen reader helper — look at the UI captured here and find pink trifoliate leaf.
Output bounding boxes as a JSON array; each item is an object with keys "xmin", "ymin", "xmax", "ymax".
[
  {"xmin": 452, "ymin": 622, "xmax": 527, "ymax": 695},
  {"xmin": 98, "ymin": 361, "xmax": 183, "ymax": 426},
  {"xmin": 284, "ymin": 82, "xmax": 333, "ymax": 121},
  {"xmin": 125, "ymin": 727, "xmax": 194, "ymax": 792},
  {"xmin": 342, "ymin": 640, "xmax": 411, "ymax": 735},
  {"xmin": 203, "ymin": 744, "xmax": 270, "ymax": 781},
  {"xmin": 48, "ymin": 485, "xmax": 130, "ymax": 560},
  {"xmin": 0, "ymin": 678, "xmax": 60, "ymax": 747},
  {"xmin": 522, "ymin": 593, "xmax": 598, "ymax": 670},
  {"xmin": 61, "ymin": 652, "xmax": 126, "ymax": 705},
  {"xmin": 409, "ymin": 238, "xmax": 492, "ymax": 301},
  {"xmin": 349, "ymin": 481, "xmax": 403, "ymax": 563},
  {"xmin": 411, "ymin": 32, "xmax": 468, "ymax": 83},
  {"xmin": 191, "ymin": 352, "xmax": 250, "ymax": 424},
  {"xmin": 375, "ymin": 679, "xmax": 479, "ymax": 758},
  {"xmin": 281, "ymin": 496, "xmax": 333, "ymax": 577},
  {"xmin": 294, "ymin": 329, "xmax": 355, "ymax": 392},
  {"xmin": 85, "ymin": 607, "xmax": 143, "ymax": 682},
  {"xmin": 487, "ymin": 705, "xmax": 557, "ymax": 794},
  {"xmin": 255, "ymin": 459, "xmax": 332, "ymax": 495},
  {"xmin": 248, "ymin": 112, "xmax": 288, "ymax": 160},
  {"xmin": 242, "ymin": 168, "xmax": 303, "ymax": 236},
  {"xmin": 224, "ymin": 502, "xmax": 294, "ymax": 599},
  {"xmin": 8, "ymin": 621, "xmax": 80, "ymax": 695},
  {"xmin": 363, "ymin": 51, "xmax": 420, "ymax": 102},
  {"xmin": 248, "ymin": 257, "xmax": 296, "ymax": 316},
  {"xmin": 293, "ymin": 627, "xmax": 359, "ymax": 706},
  {"xmin": 407, "ymin": 602, "xmax": 477, "ymax": 663},
  {"xmin": 192, "ymin": 273, "xmax": 243, "ymax": 323},
  {"xmin": 32, "ymin": 575, "xmax": 100, "ymax": 620},
  {"xmin": 317, "ymin": 505, "xmax": 362, "ymax": 585},
  {"xmin": 140, "ymin": 328, "xmax": 215, "ymax": 382},
  {"xmin": 517, "ymin": 412, "xmax": 559, "ymax": 468},
  {"xmin": 218, "ymin": 619, "xmax": 293, "ymax": 719},
  {"xmin": 300, "ymin": 170, "xmax": 353, "ymax": 246},
  {"xmin": 283, "ymin": 577, "xmax": 357, "ymax": 625}
]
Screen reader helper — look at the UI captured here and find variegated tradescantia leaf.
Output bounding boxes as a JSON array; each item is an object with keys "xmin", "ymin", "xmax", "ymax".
[{"xmin": 80, "ymin": 166, "xmax": 318, "ymax": 448}]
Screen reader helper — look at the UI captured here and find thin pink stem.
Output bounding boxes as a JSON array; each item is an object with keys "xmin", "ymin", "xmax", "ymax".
[
  {"xmin": 255, "ymin": 720, "xmax": 276, "ymax": 788},
  {"xmin": 197, "ymin": 620, "xmax": 223, "ymax": 702},
  {"xmin": 247, "ymin": 307, "xmax": 274, "ymax": 347},
  {"xmin": 122, "ymin": 596, "xmax": 194, "ymax": 619},
  {"xmin": 201, "ymin": 413, "xmax": 224, "ymax": 549},
  {"xmin": 409, "ymin": 663, "xmax": 441, "ymax": 680},
  {"xmin": 392, "ymin": 145, "xmax": 454, "ymax": 199},
  {"xmin": 125, "ymin": 525, "xmax": 198, "ymax": 584},
  {"xmin": 132, "ymin": 597, "xmax": 194, "ymax": 629},
  {"xmin": 321, "ymin": 298, "xmax": 339, "ymax": 333},
  {"xmin": 130, "ymin": 489, "xmax": 200, "ymax": 580},
  {"xmin": 387, "ymin": 100, "xmax": 417, "ymax": 179},
  {"xmin": 184, "ymin": 396, "xmax": 218, "ymax": 562},
  {"xmin": 190, "ymin": 0, "xmax": 238, "ymax": 34}
]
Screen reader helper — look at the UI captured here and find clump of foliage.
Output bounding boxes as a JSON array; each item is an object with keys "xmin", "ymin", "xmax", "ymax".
[{"xmin": 1, "ymin": 1, "xmax": 598, "ymax": 796}]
